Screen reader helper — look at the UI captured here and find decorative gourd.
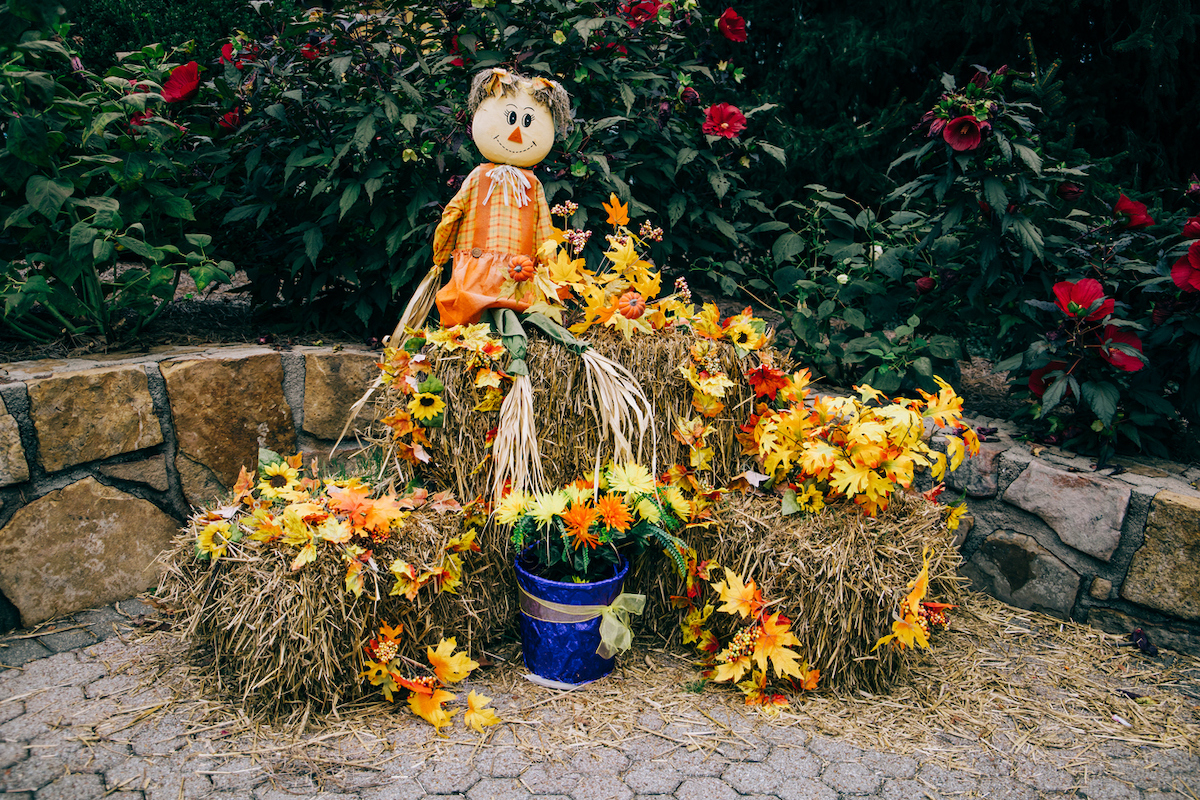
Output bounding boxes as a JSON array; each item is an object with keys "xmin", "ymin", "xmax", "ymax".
[
  {"xmin": 617, "ymin": 290, "xmax": 646, "ymax": 319},
  {"xmin": 508, "ymin": 254, "xmax": 536, "ymax": 282}
]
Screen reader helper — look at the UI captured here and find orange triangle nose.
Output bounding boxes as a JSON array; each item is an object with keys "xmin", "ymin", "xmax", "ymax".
[{"xmin": 507, "ymin": 126, "xmax": 524, "ymax": 144}]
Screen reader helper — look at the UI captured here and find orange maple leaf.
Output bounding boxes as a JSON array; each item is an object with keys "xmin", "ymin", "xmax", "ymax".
[
  {"xmin": 326, "ymin": 482, "xmax": 373, "ymax": 526},
  {"xmin": 711, "ymin": 568, "xmax": 764, "ymax": 619},
  {"xmin": 408, "ymin": 687, "xmax": 457, "ymax": 730},
  {"xmin": 232, "ymin": 466, "xmax": 255, "ymax": 503},
  {"xmin": 753, "ymin": 612, "xmax": 805, "ymax": 679},
  {"xmin": 746, "ymin": 363, "xmax": 791, "ymax": 400},
  {"xmin": 362, "ymin": 493, "xmax": 405, "ymax": 534},
  {"xmin": 602, "ymin": 193, "xmax": 629, "ymax": 226},
  {"xmin": 426, "ymin": 637, "xmax": 478, "ymax": 684}
]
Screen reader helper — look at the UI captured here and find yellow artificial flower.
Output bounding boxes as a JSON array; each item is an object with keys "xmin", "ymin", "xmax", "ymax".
[
  {"xmin": 258, "ymin": 461, "xmax": 300, "ymax": 500},
  {"xmin": 197, "ymin": 521, "xmax": 231, "ymax": 560},
  {"xmin": 607, "ymin": 462, "xmax": 656, "ymax": 496},
  {"xmin": 493, "ymin": 490, "xmax": 531, "ymax": 525},
  {"xmin": 408, "ymin": 392, "xmax": 446, "ymax": 422},
  {"xmin": 526, "ymin": 490, "xmax": 568, "ymax": 527}
]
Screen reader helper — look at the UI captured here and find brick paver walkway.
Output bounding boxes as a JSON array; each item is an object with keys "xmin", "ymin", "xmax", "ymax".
[{"xmin": 1, "ymin": 600, "xmax": 1197, "ymax": 800}]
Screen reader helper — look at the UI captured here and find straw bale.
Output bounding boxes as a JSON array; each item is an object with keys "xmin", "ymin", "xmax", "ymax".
[
  {"xmin": 157, "ymin": 510, "xmax": 516, "ymax": 721},
  {"xmin": 635, "ymin": 491, "xmax": 965, "ymax": 694},
  {"xmin": 368, "ymin": 329, "xmax": 769, "ymax": 500}
]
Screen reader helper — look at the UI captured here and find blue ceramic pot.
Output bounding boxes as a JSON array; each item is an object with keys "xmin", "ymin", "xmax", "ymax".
[{"xmin": 514, "ymin": 547, "xmax": 630, "ymax": 685}]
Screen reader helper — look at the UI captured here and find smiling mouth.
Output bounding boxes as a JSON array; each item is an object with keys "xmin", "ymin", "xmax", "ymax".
[{"xmin": 494, "ymin": 135, "xmax": 538, "ymax": 154}]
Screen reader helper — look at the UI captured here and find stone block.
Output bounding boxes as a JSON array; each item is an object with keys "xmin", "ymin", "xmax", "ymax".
[
  {"xmin": 174, "ymin": 453, "xmax": 227, "ymax": 508},
  {"xmin": 1122, "ymin": 491, "xmax": 1200, "ymax": 621},
  {"xmin": 302, "ymin": 351, "xmax": 380, "ymax": 440},
  {"xmin": 946, "ymin": 442, "xmax": 1004, "ymax": 498},
  {"xmin": 961, "ymin": 530, "xmax": 1081, "ymax": 619},
  {"xmin": 0, "ymin": 478, "xmax": 178, "ymax": 625},
  {"xmin": 98, "ymin": 454, "xmax": 170, "ymax": 492},
  {"xmin": 1002, "ymin": 458, "xmax": 1129, "ymax": 561},
  {"xmin": 1088, "ymin": 607, "xmax": 1200, "ymax": 657},
  {"xmin": 160, "ymin": 352, "xmax": 295, "ymax": 489},
  {"xmin": 1090, "ymin": 577, "xmax": 1113, "ymax": 600},
  {"xmin": 26, "ymin": 366, "xmax": 162, "ymax": 473},
  {"xmin": 0, "ymin": 396, "xmax": 28, "ymax": 487}
]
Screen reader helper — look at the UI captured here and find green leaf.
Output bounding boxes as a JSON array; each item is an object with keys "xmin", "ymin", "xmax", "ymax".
[
  {"xmin": 982, "ymin": 177, "xmax": 1008, "ymax": 215},
  {"xmin": 781, "ymin": 487, "xmax": 801, "ymax": 515},
  {"xmin": 675, "ymin": 147, "xmax": 698, "ymax": 175},
  {"xmin": 25, "ymin": 175, "xmax": 74, "ymax": 220},
  {"xmin": 912, "ymin": 356, "xmax": 934, "ymax": 377},
  {"xmin": 303, "ymin": 226, "xmax": 324, "ymax": 264},
  {"xmin": 1013, "ymin": 143, "xmax": 1043, "ymax": 175},
  {"xmin": 842, "ymin": 308, "xmax": 866, "ymax": 330},
  {"xmin": 619, "ymin": 83, "xmax": 635, "ymax": 115},
  {"xmin": 667, "ymin": 194, "xmax": 687, "ymax": 227},
  {"xmin": 68, "ymin": 222, "xmax": 100, "ymax": 256},
  {"xmin": 330, "ymin": 55, "xmax": 353, "ymax": 81},
  {"xmin": 573, "ymin": 17, "xmax": 607, "ymax": 43},
  {"xmin": 339, "ymin": 183, "xmax": 361, "ymax": 220},
  {"xmin": 114, "ymin": 235, "xmax": 157, "ymax": 259},
  {"xmin": 353, "ymin": 114, "xmax": 377, "ymax": 153},
  {"xmin": 1010, "ymin": 217, "xmax": 1044, "ymax": 260},
  {"xmin": 926, "ymin": 335, "xmax": 962, "ymax": 360},
  {"xmin": 400, "ymin": 113, "xmax": 418, "ymax": 135},
  {"xmin": 772, "ymin": 232, "xmax": 804, "ymax": 265},
  {"xmin": 1041, "ymin": 374, "xmax": 1070, "ymax": 413},
  {"xmin": 158, "ymin": 196, "xmax": 195, "ymax": 221},
  {"xmin": 874, "ymin": 247, "xmax": 905, "ymax": 280},
  {"xmin": 1081, "ymin": 381, "xmax": 1120, "ymax": 427},
  {"xmin": 759, "ymin": 142, "xmax": 786, "ymax": 167}
]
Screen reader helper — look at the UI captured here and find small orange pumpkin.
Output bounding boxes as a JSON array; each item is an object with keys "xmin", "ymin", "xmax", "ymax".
[
  {"xmin": 508, "ymin": 254, "xmax": 536, "ymax": 282},
  {"xmin": 617, "ymin": 290, "xmax": 646, "ymax": 319}
]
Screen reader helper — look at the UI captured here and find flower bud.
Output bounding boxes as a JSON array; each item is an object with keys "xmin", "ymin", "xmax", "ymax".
[
  {"xmin": 915, "ymin": 276, "xmax": 936, "ymax": 294},
  {"xmin": 1057, "ymin": 182, "xmax": 1085, "ymax": 201},
  {"xmin": 836, "ymin": 274, "xmax": 849, "ymax": 285},
  {"xmin": 1188, "ymin": 174, "xmax": 1200, "ymax": 201},
  {"xmin": 681, "ymin": 87, "xmax": 700, "ymax": 107}
]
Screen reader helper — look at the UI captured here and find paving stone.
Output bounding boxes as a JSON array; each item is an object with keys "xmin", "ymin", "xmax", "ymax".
[
  {"xmin": 668, "ymin": 747, "xmax": 728, "ymax": 777},
  {"xmin": 0, "ymin": 751, "xmax": 66, "ymax": 791},
  {"xmin": 24, "ymin": 683, "xmax": 84, "ymax": 716},
  {"xmin": 618, "ymin": 733, "xmax": 674, "ymax": 761},
  {"xmin": 771, "ymin": 776, "xmax": 838, "ymax": 800},
  {"xmin": 255, "ymin": 789, "xmax": 359, "ymax": 800},
  {"xmin": 72, "ymin": 606, "xmax": 128, "ymax": 641},
  {"xmin": 714, "ymin": 734, "xmax": 772, "ymax": 762},
  {"xmin": 62, "ymin": 739, "xmax": 132, "ymax": 774},
  {"xmin": 674, "ymin": 775, "xmax": 739, "ymax": 800},
  {"xmin": 569, "ymin": 745, "xmax": 629, "ymax": 774},
  {"xmin": 914, "ymin": 762, "xmax": 979, "ymax": 794},
  {"xmin": 722, "ymin": 761, "xmax": 782, "ymax": 793},
  {"xmin": 127, "ymin": 717, "xmax": 191, "ymax": 756},
  {"xmin": 0, "ymin": 698, "xmax": 22, "ymax": 724},
  {"xmin": 764, "ymin": 745, "xmax": 821, "ymax": 778},
  {"xmin": 476, "ymin": 746, "xmax": 530, "ymax": 779},
  {"xmin": 881, "ymin": 778, "xmax": 924, "ymax": 800},
  {"xmin": 854, "ymin": 750, "xmax": 917, "ymax": 779},
  {"xmin": 622, "ymin": 761, "xmax": 682, "ymax": 794},
  {"xmin": 36, "ymin": 771, "xmax": 106, "ymax": 800},
  {"xmin": 821, "ymin": 761, "xmax": 883, "ymax": 794},
  {"xmin": 519, "ymin": 763, "xmax": 580, "ymax": 796},
  {"xmin": 84, "ymin": 672, "xmax": 144, "ymax": 700},
  {"xmin": 973, "ymin": 777, "xmax": 1043, "ymax": 799},
  {"xmin": 570, "ymin": 774, "xmax": 633, "ymax": 800},
  {"xmin": 1106, "ymin": 753, "xmax": 1199, "ymax": 791},
  {"xmin": 467, "ymin": 777, "xmax": 533, "ymax": 800},
  {"xmin": 33, "ymin": 625, "xmax": 100, "ymax": 653},
  {"xmin": 1013, "ymin": 757, "xmax": 1077, "ymax": 791},
  {"xmin": 0, "ymin": 709, "xmax": 49, "ymax": 741},
  {"xmin": 205, "ymin": 756, "xmax": 266, "ymax": 791},
  {"xmin": 805, "ymin": 735, "xmax": 866, "ymax": 762},
  {"xmin": 0, "ymin": 638, "xmax": 52, "ymax": 667},
  {"xmin": 104, "ymin": 755, "xmax": 215, "ymax": 800},
  {"xmin": 416, "ymin": 758, "xmax": 482, "ymax": 794},
  {"xmin": 1081, "ymin": 776, "xmax": 1144, "ymax": 800},
  {"xmin": 357, "ymin": 775, "xmax": 426, "ymax": 800},
  {"xmin": 0, "ymin": 740, "xmax": 26, "ymax": 769}
]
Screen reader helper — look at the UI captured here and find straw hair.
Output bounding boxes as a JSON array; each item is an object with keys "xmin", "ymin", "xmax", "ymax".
[
  {"xmin": 491, "ymin": 373, "xmax": 545, "ymax": 499},
  {"xmin": 581, "ymin": 348, "xmax": 655, "ymax": 466}
]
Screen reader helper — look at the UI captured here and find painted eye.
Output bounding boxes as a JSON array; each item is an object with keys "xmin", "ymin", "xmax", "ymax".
[
  {"xmin": 522, "ymin": 113, "xmax": 534, "ymax": 128},
  {"xmin": 507, "ymin": 111, "xmax": 517, "ymax": 125}
]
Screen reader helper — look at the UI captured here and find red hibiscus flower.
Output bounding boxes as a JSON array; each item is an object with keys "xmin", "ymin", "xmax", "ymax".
[
  {"xmin": 161, "ymin": 61, "xmax": 199, "ymax": 104},
  {"xmin": 1113, "ymin": 193, "xmax": 1155, "ymax": 229},
  {"xmin": 1028, "ymin": 360, "xmax": 1068, "ymax": 398},
  {"xmin": 1053, "ymin": 278, "xmax": 1114, "ymax": 322},
  {"xmin": 702, "ymin": 103, "xmax": 746, "ymax": 138},
  {"xmin": 446, "ymin": 35, "xmax": 464, "ymax": 67},
  {"xmin": 218, "ymin": 108, "xmax": 243, "ymax": 129},
  {"xmin": 220, "ymin": 42, "xmax": 258, "ymax": 70},
  {"xmin": 914, "ymin": 276, "xmax": 936, "ymax": 294},
  {"xmin": 717, "ymin": 8, "xmax": 747, "ymax": 42},
  {"xmin": 1182, "ymin": 215, "xmax": 1200, "ymax": 239},
  {"xmin": 300, "ymin": 43, "xmax": 319, "ymax": 60},
  {"xmin": 129, "ymin": 111, "xmax": 152, "ymax": 128},
  {"xmin": 943, "ymin": 115, "xmax": 983, "ymax": 151},
  {"xmin": 1171, "ymin": 241, "xmax": 1200, "ymax": 292},
  {"xmin": 1057, "ymin": 182, "xmax": 1085, "ymax": 201},
  {"xmin": 1099, "ymin": 326, "xmax": 1144, "ymax": 372},
  {"xmin": 621, "ymin": 0, "xmax": 666, "ymax": 27}
]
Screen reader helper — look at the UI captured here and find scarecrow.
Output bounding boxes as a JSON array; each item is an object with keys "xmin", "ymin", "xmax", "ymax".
[{"xmin": 382, "ymin": 68, "xmax": 653, "ymax": 497}]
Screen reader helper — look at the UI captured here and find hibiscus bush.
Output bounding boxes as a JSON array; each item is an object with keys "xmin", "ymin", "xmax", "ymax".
[
  {"xmin": 0, "ymin": 3, "xmax": 232, "ymax": 342},
  {"xmin": 183, "ymin": 0, "xmax": 786, "ymax": 332}
]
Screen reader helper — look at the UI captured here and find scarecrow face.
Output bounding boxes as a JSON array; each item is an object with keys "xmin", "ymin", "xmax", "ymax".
[{"xmin": 472, "ymin": 85, "xmax": 556, "ymax": 168}]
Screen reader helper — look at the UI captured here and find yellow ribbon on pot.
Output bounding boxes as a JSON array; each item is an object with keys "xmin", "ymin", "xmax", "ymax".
[{"xmin": 518, "ymin": 585, "xmax": 646, "ymax": 659}]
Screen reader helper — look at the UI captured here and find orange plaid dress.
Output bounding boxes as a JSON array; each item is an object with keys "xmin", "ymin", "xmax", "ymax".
[{"xmin": 433, "ymin": 163, "xmax": 553, "ymax": 327}]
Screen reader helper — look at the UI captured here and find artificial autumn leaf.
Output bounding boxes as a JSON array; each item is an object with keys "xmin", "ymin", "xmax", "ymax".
[
  {"xmin": 692, "ymin": 303, "xmax": 724, "ymax": 339},
  {"xmin": 602, "ymin": 193, "xmax": 629, "ymax": 226},
  {"xmin": 918, "ymin": 376, "xmax": 965, "ymax": 429},
  {"xmin": 737, "ymin": 671, "xmax": 789, "ymax": 713},
  {"xmin": 232, "ymin": 465, "xmax": 255, "ymax": 503},
  {"xmin": 290, "ymin": 542, "xmax": 317, "ymax": 572},
  {"xmin": 345, "ymin": 559, "xmax": 366, "ymax": 597},
  {"xmin": 464, "ymin": 690, "xmax": 502, "ymax": 732},
  {"xmin": 873, "ymin": 615, "xmax": 930, "ymax": 651},
  {"xmin": 361, "ymin": 660, "xmax": 401, "ymax": 702},
  {"xmin": 903, "ymin": 549, "xmax": 931, "ymax": 620},
  {"xmin": 753, "ymin": 612, "xmax": 805, "ymax": 679},
  {"xmin": 362, "ymin": 493, "xmax": 406, "ymax": 534},
  {"xmin": 712, "ymin": 653, "xmax": 752, "ymax": 683},
  {"xmin": 746, "ymin": 363, "xmax": 791, "ymax": 400},
  {"xmin": 692, "ymin": 391, "xmax": 725, "ymax": 418},
  {"xmin": 689, "ymin": 445, "xmax": 715, "ymax": 471},
  {"xmin": 432, "ymin": 552, "xmax": 464, "ymax": 594},
  {"xmin": 445, "ymin": 527, "xmax": 481, "ymax": 553},
  {"xmin": 681, "ymin": 603, "xmax": 714, "ymax": 644},
  {"xmin": 408, "ymin": 687, "xmax": 457, "ymax": 731},
  {"xmin": 427, "ymin": 637, "xmax": 478, "ymax": 683},
  {"xmin": 799, "ymin": 666, "xmax": 820, "ymax": 691},
  {"xmin": 711, "ymin": 568, "xmax": 763, "ymax": 619},
  {"xmin": 429, "ymin": 489, "xmax": 462, "ymax": 514},
  {"xmin": 389, "ymin": 559, "xmax": 423, "ymax": 600}
]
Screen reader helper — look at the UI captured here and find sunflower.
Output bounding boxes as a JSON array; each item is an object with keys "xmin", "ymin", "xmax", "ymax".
[
  {"xmin": 408, "ymin": 392, "xmax": 446, "ymax": 422},
  {"xmin": 725, "ymin": 321, "xmax": 764, "ymax": 351},
  {"xmin": 258, "ymin": 461, "xmax": 300, "ymax": 500},
  {"xmin": 197, "ymin": 521, "xmax": 231, "ymax": 559}
]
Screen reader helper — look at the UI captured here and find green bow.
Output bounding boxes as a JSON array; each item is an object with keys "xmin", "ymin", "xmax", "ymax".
[{"xmin": 518, "ymin": 586, "xmax": 646, "ymax": 658}]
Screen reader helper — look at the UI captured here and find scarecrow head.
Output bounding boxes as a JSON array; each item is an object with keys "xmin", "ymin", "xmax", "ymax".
[{"xmin": 468, "ymin": 68, "xmax": 572, "ymax": 168}]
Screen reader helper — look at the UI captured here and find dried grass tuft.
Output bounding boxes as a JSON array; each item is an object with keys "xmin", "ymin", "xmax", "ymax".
[{"xmin": 156, "ymin": 510, "xmax": 516, "ymax": 723}]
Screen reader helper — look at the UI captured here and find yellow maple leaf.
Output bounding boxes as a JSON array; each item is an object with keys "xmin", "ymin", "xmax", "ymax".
[
  {"xmin": 630, "ymin": 267, "xmax": 661, "ymax": 299},
  {"xmin": 903, "ymin": 549, "xmax": 931, "ymax": 620},
  {"xmin": 753, "ymin": 612, "xmax": 805, "ymax": 680},
  {"xmin": 873, "ymin": 614, "xmax": 930, "ymax": 651},
  {"xmin": 711, "ymin": 568, "xmax": 763, "ymax": 619},
  {"xmin": 918, "ymin": 376, "xmax": 965, "ymax": 429},
  {"xmin": 829, "ymin": 461, "xmax": 873, "ymax": 497},
  {"xmin": 712, "ymin": 653, "xmax": 751, "ymax": 683},
  {"xmin": 692, "ymin": 303, "xmax": 724, "ymax": 339},
  {"xmin": 426, "ymin": 637, "xmax": 478, "ymax": 684},
  {"xmin": 946, "ymin": 434, "xmax": 966, "ymax": 473},
  {"xmin": 692, "ymin": 391, "xmax": 725, "ymax": 418},
  {"xmin": 681, "ymin": 603, "xmax": 714, "ymax": 644},
  {"xmin": 408, "ymin": 686, "xmax": 457, "ymax": 730},
  {"xmin": 290, "ymin": 542, "xmax": 317, "ymax": 572},
  {"xmin": 360, "ymin": 660, "xmax": 400, "ymax": 702},
  {"xmin": 464, "ymin": 690, "xmax": 502, "ymax": 732}
]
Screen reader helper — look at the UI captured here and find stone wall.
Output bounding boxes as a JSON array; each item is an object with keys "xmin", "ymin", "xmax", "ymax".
[
  {"xmin": 0, "ymin": 344, "xmax": 380, "ymax": 629},
  {"xmin": 1, "ymin": 346, "xmax": 1198, "ymax": 655}
]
